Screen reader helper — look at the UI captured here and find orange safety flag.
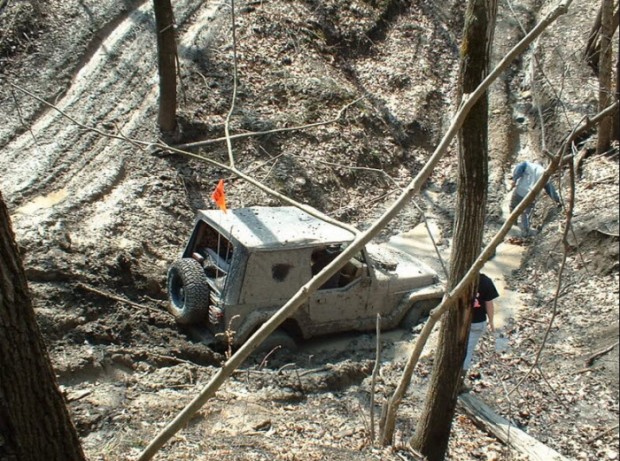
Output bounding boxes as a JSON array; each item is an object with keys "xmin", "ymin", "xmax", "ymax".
[{"xmin": 211, "ymin": 179, "xmax": 227, "ymax": 212}]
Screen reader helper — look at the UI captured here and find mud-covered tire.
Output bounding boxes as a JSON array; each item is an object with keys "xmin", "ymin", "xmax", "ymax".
[
  {"xmin": 401, "ymin": 299, "xmax": 440, "ymax": 330},
  {"xmin": 256, "ymin": 329, "xmax": 298, "ymax": 355},
  {"xmin": 167, "ymin": 258, "xmax": 210, "ymax": 325}
]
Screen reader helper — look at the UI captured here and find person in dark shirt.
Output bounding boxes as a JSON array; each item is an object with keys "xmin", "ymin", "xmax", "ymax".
[{"xmin": 459, "ymin": 273, "xmax": 499, "ymax": 393}]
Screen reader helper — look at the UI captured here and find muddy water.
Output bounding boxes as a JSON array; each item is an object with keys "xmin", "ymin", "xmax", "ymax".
[
  {"xmin": 388, "ymin": 222, "xmax": 525, "ymax": 330},
  {"xmin": 15, "ymin": 189, "xmax": 69, "ymax": 215}
]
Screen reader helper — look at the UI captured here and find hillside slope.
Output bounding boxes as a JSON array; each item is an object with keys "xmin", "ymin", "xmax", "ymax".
[{"xmin": 0, "ymin": 0, "xmax": 618, "ymax": 460}]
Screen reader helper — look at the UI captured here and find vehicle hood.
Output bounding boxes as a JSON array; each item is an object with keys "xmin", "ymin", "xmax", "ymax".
[{"xmin": 367, "ymin": 243, "xmax": 438, "ymax": 289}]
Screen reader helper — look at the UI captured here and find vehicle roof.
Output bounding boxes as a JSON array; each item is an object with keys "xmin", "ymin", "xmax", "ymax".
[{"xmin": 196, "ymin": 206, "xmax": 357, "ymax": 249}]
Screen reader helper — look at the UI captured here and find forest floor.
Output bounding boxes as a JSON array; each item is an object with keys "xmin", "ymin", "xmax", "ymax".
[{"xmin": 0, "ymin": 0, "xmax": 618, "ymax": 460}]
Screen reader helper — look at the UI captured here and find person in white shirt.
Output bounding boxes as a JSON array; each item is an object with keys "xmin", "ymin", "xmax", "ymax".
[{"xmin": 509, "ymin": 161, "xmax": 561, "ymax": 237}]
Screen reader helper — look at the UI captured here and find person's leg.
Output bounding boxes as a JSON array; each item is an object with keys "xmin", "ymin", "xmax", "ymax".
[
  {"xmin": 510, "ymin": 192, "xmax": 528, "ymax": 235},
  {"xmin": 463, "ymin": 321, "xmax": 487, "ymax": 371},
  {"xmin": 522, "ymin": 201, "xmax": 536, "ymax": 236},
  {"xmin": 509, "ymin": 190, "xmax": 523, "ymax": 213},
  {"xmin": 460, "ymin": 321, "xmax": 487, "ymax": 393}
]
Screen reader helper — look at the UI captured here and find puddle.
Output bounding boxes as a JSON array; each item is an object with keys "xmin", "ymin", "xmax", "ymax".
[
  {"xmin": 388, "ymin": 223, "xmax": 525, "ymax": 330},
  {"xmin": 16, "ymin": 189, "xmax": 68, "ymax": 214}
]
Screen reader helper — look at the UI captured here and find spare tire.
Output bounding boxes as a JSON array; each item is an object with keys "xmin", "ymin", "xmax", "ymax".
[{"xmin": 167, "ymin": 258, "xmax": 210, "ymax": 325}]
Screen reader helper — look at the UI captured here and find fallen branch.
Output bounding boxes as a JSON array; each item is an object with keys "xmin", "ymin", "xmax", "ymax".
[
  {"xmin": 75, "ymin": 282, "xmax": 165, "ymax": 316},
  {"xmin": 585, "ymin": 340, "xmax": 619, "ymax": 366},
  {"xmin": 586, "ymin": 423, "xmax": 619, "ymax": 444},
  {"xmin": 458, "ymin": 393, "xmax": 570, "ymax": 461}
]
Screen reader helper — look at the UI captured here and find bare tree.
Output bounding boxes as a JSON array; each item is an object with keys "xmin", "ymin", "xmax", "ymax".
[
  {"xmin": 611, "ymin": 35, "xmax": 620, "ymax": 142},
  {"xmin": 153, "ymin": 0, "xmax": 177, "ymax": 134},
  {"xmin": 596, "ymin": 0, "xmax": 615, "ymax": 154},
  {"xmin": 0, "ymin": 190, "xmax": 86, "ymax": 461},
  {"xmin": 409, "ymin": 0, "xmax": 497, "ymax": 459},
  {"xmin": 584, "ymin": 1, "xmax": 619, "ymax": 75}
]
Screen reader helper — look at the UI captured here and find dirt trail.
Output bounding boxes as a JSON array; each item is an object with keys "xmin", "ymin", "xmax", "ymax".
[{"xmin": 2, "ymin": 1, "xmax": 220, "ymax": 244}]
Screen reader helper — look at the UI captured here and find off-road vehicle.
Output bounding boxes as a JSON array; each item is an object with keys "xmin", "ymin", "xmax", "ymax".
[{"xmin": 167, "ymin": 206, "xmax": 443, "ymax": 348}]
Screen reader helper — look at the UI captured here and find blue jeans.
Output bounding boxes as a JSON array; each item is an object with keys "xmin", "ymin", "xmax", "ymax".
[
  {"xmin": 510, "ymin": 191, "xmax": 535, "ymax": 236},
  {"xmin": 463, "ymin": 320, "xmax": 487, "ymax": 370}
]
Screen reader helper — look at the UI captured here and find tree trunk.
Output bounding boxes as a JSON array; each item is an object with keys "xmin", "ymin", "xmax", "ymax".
[
  {"xmin": 612, "ymin": 8, "xmax": 620, "ymax": 142},
  {"xmin": 409, "ymin": 1, "xmax": 497, "ymax": 459},
  {"xmin": 153, "ymin": 0, "xmax": 177, "ymax": 134},
  {"xmin": 0, "ymin": 190, "xmax": 86, "ymax": 461},
  {"xmin": 585, "ymin": 5, "xmax": 603, "ymax": 74},
  {"xmin": 596, "ymin": 0, "xmax": 613, "ymax": 154}
]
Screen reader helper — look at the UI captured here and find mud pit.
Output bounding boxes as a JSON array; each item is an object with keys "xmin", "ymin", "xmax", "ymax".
[{"xmin": 1, "ymin": 0, "xmax": 619, "ymax": 460}]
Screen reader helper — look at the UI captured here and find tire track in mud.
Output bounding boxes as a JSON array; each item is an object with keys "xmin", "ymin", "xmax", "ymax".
[{"xmin": 1, "ymin": 0, "xmax": 223, "ymax": 245}]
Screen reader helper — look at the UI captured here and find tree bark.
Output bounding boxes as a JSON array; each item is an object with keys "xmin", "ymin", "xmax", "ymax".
[
  {"xmin": 0, "ymin": 190, "xmax": 86, "ymax": 461},
  {"xmin": 612, "ymin": 7, "xmax": 620, "ymax": 142},
  {"xmin": 409, "ymin": 1, "xmax": 497, "ymax": 459},
  {"xmin": 153, "ymin": 0, "xmax": 177, "ymax": 134},
  {"xmin": 596, "ymin": 0, "xmax": 613, "ymax": 154}
]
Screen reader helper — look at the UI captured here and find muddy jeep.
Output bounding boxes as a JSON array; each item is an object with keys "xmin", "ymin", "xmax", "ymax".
[{"xmin": 167, "ymin": 206, "xmax": 443, "ymax": 348}]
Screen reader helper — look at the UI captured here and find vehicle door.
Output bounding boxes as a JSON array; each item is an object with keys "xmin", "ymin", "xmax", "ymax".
[{"xmin": 308, "ymin": 247, "xmax": 370, "ymax": 332}]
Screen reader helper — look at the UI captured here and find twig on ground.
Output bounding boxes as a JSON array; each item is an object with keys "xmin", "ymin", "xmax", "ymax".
[
  {"xmin": 9, "ymin": 86, "xmax": 39, "ymax": 147},
  {"xmin": 535, "ymin": 364, "xmax": 570, "ymax": 410},
  {"xmin": 573, "ymin": 365, "xmax": 603, "ymax": 375},
  {"xmin": 587, "ymin": 423, "xmax": 619, "ymax": 444},
  {"xmin": 585, "ymin": 340, "xmax": 619, "ymax": 366},
  {"xmin": 149, "ymin": 353, "xmax": 203, "ymax": 367},
  {"xmin": 75, "ymin": 282, "xmax": 165, "ymax": 316}
]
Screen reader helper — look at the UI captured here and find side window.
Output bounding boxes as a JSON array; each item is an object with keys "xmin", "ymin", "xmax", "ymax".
[
  {"xmin": 312, "ymin": 247, "xmax": 340, "ymax": 290},
  {"xmin": 338, "ymin": 257, "xmax": 364, "ymax": 287},
  {"xmin": 311, "ymin": 246, "xmax": 365, "ymax": 290}
]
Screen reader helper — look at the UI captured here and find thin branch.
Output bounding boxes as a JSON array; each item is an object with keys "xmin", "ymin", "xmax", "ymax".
[
  {"xmin": 75, "ymin": 282, "xmax": 165, "ymax": 316},
  {"xmin": 224, "ymin": 0, "xmax": 239, "ymax": 169},
  {"xmin": 174, "ymin": 97, "xmax": 363, "ymax": 150},
  {"xmin": 370, "ymin": 314, "xmax": 382, "ymax": 444},
  {"xmin": 585, "ymin": 340, "xmax": 619, "ymax": 366},
  {"xmin": 413, "ymin": 200, "xmax": 449, "ymax": 280},
  {"xmin": 9, "ymin": 86, "xmax": 39, "ymax": 147},
  {"xmin": 290, "ymin": 152, "xmax": 401, "ymax": 189},
  {"xmin": 587, "ymin": 423, "xmax": 619, "ymax": 444},
  {"xmin": 535, "ymin": 364, "xmax": 570, "ymax": 411}
]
